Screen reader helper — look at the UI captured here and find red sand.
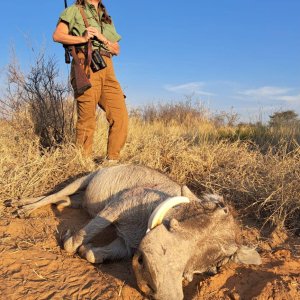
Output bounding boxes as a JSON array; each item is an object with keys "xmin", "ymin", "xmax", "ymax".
[{"xmin": 1, "ymin": 205, "xmax": 299, "ymax": 300}]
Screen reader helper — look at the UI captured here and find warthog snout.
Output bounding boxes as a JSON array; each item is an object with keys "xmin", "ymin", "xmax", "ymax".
[
  {"xmin": 133, "ymin": 250, "xmax": 156, "ymax": 296},
  {"xmin": 133, "ymin": 248, "xmax": 185, "ymax": 300},
  {"xmin": 133, "ymin": 223, "xmax": 190, "ymax": 300}
]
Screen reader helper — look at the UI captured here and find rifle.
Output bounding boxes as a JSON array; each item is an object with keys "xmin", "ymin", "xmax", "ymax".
[
  {"xmin": 63, "ymin": 0, "xmax": 71, "ymax": 64},
  {"xmin": 62, "ymin": 0, "xmax": 92, "ymax": 94}
]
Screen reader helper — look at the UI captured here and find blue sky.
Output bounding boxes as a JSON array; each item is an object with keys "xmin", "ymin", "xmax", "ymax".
[{"xmin": 1, "ymin": 0, "xmax": 299, "ymax": 122}]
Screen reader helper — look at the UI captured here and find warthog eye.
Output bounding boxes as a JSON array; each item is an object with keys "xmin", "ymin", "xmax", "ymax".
[
  {"xmin": 216, "ymin": 202, "xmax": 229, "ymax": 214},
  {"xmin": 138, "ymin": 254, "xmax": 143, "ymax": 265},
  {"xmin": 217, "ymin": 202, "xmax": 225, "ymax": 208}
]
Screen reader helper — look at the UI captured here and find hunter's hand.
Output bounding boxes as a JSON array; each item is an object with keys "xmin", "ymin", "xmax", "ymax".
[
  {"xmin": 83, "ymin": 29, "xmax": 95, "ymax": 42},
  {"xmin": 87, "ymin": 26, "xmax": 109, "ymax": 44},
  {"xmin": 106, "ymin": 42, "xmax": 120, "ymax": 56}
]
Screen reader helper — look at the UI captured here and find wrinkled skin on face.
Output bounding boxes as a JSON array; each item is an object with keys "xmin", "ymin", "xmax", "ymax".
[
  {"xmin": 133, "ymin": 224, "xmax": 190, "ymax": 299},
  {"xmin": 133, "ymin": 199, "xmax": 261, "ymax": 300}
]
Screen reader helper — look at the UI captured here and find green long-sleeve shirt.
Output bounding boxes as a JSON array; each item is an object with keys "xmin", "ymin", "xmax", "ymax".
[{"xmin": 58, "ymin": 3, "xmax": 121, "ymax": 50}]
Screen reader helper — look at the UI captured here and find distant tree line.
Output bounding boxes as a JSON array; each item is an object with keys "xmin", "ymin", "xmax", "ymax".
[{"xmin": 268, "ymin": 110, "xmax": 300, "ymax": 127}]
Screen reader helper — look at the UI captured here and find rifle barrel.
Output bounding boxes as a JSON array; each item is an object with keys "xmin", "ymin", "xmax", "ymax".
[{"xmin": 63, "ymin": 0, "xmax": 70, "ymax": 64}]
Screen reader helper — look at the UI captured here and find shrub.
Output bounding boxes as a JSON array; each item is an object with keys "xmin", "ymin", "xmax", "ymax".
[{"xmin": 1, "ymin": 53, "xmax": 75, "ymax": 148}]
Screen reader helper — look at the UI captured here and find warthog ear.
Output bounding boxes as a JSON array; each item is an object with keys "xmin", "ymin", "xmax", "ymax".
[
  {"xmin": 181, "ymin": 186, "xmax": 199, "ymax": 201},
  {"xmin": 232, "ymin": 246, "xmax": 262, "ymax": 265},
  {"xmin": 202, "ymin": 194, "xmax": 224, "ymax": 204},
  {"xmin": 201, "ymin": 194, "xmax": 226, "ymax": 210}
]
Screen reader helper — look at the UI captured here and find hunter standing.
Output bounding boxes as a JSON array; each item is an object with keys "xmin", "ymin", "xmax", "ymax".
[{"xmin": 53, "ymin": 0, "xmax": 128, "ymax": 162}]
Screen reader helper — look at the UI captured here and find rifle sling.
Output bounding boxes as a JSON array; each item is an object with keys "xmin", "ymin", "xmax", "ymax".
[{"xmin": 77, "ymin": 5, "xmax": 93, "ymax": 78}]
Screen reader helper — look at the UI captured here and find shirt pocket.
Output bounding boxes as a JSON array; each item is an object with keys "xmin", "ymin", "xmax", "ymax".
[
  {"xmin": 74, "ymin": 12, "xmax": 85, "ymax": 26},
  {"xmin": 71, "ymin": 14, "xmax": 86, "ymax": 36}
]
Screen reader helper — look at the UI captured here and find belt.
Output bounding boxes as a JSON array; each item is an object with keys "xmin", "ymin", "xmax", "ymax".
[
  {"xmin": 99, "ymin": 49, "xmax": 112, "ymax": 58},
  {"xmin": 75, "ymin": 48, "xmax": 111, "ymax": 58}
]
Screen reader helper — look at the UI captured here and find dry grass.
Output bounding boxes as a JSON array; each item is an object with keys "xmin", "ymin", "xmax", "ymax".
[{"xmin": 0, "ymin": 104, "xmax": 299, "ymax": 233}]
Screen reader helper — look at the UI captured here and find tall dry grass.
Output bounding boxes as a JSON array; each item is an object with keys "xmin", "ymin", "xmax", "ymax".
[{"xmin": 1, "ymin": 104, "xmax": 299, "ymax": 232}]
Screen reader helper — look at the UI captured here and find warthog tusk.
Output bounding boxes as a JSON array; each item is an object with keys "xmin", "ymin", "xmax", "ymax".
[{"xmin": 147, "ymin": 196, "xmax": 190, "ymax": 233}]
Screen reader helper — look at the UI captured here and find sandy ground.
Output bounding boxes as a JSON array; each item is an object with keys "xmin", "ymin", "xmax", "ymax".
[{"xmin": 1, "ymin": 204, "xmax": 299, "ymax": 300}]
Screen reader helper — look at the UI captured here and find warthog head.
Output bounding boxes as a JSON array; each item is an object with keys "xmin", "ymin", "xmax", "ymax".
[{"xmin": 132, "ymin": 194, "xmax": 261, "ymax": 300}]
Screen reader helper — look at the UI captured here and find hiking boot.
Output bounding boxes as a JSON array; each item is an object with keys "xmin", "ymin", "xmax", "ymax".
[{"xmin": 101, "ymin": 159, "xmax": 120, "ymax": 167}]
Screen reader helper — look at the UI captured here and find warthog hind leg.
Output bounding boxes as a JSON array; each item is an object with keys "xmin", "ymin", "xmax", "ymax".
[
  {"xmin": 10, "ymin": 173, "xmax": 94, "ymax": 218},
  {"xmin": 4, "ymin": 196, "xmax": 46, "ymax": 208},
  {"xmin": 15, "ymin": 194, "xmax": 83, "ymax": 218},
  {"xmin": 78, "ymin": 238, "xmax": 131, "ymax": 263}
]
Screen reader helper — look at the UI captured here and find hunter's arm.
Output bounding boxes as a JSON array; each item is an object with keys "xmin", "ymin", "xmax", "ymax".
[{"xmin": 53, "ymin": 22, "xmax": 89, "ymax": 45}]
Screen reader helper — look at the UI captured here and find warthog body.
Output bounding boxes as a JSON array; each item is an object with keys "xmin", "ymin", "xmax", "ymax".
[{"xmin": 10, "ymin": 164, "xmax": 261, "ymax": 300}]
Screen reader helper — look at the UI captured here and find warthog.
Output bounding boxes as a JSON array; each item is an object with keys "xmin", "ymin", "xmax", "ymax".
[{"xmin": 8, "ymin": 164, "xmax": 261, "ymax": 300}]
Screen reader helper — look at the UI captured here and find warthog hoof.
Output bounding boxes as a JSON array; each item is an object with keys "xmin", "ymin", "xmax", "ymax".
[
  {"xmin": 62, "ymin": 230, "xmax": 75, "ymax": 254},
  {"xmin": 12, "ymin": 208, "xmax": 29, "ymax": 218},
  {"xmin": 5, "ymin": 199, "xmax": 21, "ymax": 208},
  {"xmin": 62, "ymin": 230, "xmax": 83, "ymax": 254},
  {"xmin": 78, "ymin": 244, "xmax": 104, "ymax": 264},
  {"xmin": 4, "ymin": 199, "xmax": 13, "ymax": 207}
]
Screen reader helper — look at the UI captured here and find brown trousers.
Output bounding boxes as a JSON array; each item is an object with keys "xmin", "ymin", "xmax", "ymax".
[{"xmin": 71, "ymin": 55, "xmax": 128, "ymax": 160}]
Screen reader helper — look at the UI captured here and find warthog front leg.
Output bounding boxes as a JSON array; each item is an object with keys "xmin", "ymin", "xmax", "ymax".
[
  {"xmin": 63, "ymin": 215, "xmax": 112, "ymax": 254},
  {"xmin": 62, "ymin": 189, "xmax": 137, "ymax": 255},
  {"xmin": 78, "ymin": 238, "xmax": 131, "ymax": 263}
]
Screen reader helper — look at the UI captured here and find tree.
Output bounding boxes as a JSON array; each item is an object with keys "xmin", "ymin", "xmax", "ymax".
[{"xmin": 268, "ymin": 110, "xmax": 299, "ymax": 127}]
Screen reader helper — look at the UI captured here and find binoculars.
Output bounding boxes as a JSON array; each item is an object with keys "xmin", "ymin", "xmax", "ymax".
[{"xmin": 91, "ymin": 50, "xmax": 107, "ymax": 72}]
